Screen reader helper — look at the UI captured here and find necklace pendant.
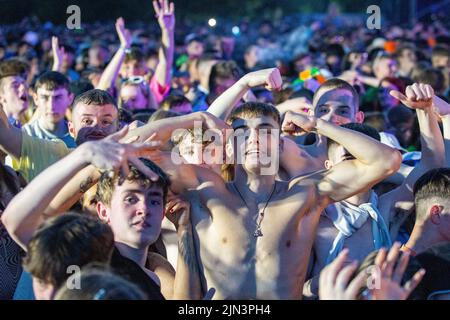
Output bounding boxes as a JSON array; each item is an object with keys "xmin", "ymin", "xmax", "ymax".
[{"xmin": 254, "ymin": 228, "xmax": 263, "ymax": 238}]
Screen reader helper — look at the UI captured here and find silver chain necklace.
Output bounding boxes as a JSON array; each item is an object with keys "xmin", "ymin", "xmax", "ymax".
[{"xmin": 232, "ymin": 182, "xmax": 277, "ymax": 238}]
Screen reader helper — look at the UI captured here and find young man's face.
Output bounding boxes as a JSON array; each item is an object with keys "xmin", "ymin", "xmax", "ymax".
[
  {"xmin": 432, "ymin": 55, "xmax": 450, "ymax": 69},
  {"xmin": 399, "ymin": 49, "xmax": 417, "ymax": 67},
  {"xmin": 120, "ymin": 85, "xmax": 148, "ymax": 111},
  {"xmin": 120, "ymin": 60, "xmax": 148, "ymax": 79},
  {"xmin": 68, "ymin": 103, "xmax": 119, "ymax": 145},
  {"xmin": 314, "ymin": 88, "xmax": 363, "ymax": 125},
  {"xmin": 187, "ymin": 41, "xmax": 204, "ymax": 59},
  {"xmin": 374, "ymin": 58, "xmax": 398, "ymax": 80},
  {"xmin": 99, "ymin": 180, "xmax": 165, "ymax": 249},
  {"xmin": 0, "ymin": 76, "xmax": 29, "ymax": 116},
  {"xmin": 231, "ymin": 115, "xmax": 280, "ymax": 175},
  {"xmin": 34, "ymin": 87, "xmax": 73, "ymax": 125},
  {"xmin": 213, "ymin": 77, "xmax": 237, "ymax": 96}
]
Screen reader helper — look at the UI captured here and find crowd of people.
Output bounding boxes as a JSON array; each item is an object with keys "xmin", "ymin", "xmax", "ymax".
[{"xmin": 0, "ymin": 0, "xmax": 449, "ymax": 300}]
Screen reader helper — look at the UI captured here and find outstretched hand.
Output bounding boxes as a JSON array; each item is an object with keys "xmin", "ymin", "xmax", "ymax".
[
  {"xmin": 370, "ymin": 242, "xmax": 426, "ymax": 300},
  {"xmin": 115, "ymin": 17, "xmax": 132, "ymax": 49},
  {"xmin": 319, "ymin": 249, "xmax": 367, "ymax": 300},
  {"xmin": 390, "ymin": 83, "xmax": 434, "ymax": 110},
  {"xmin": 84, "ymin": 126, "xmax": 162, "ymax": 183},
  {"xmin": 153, "ymin": 0, "xmax": 175, "ymax": 32}
]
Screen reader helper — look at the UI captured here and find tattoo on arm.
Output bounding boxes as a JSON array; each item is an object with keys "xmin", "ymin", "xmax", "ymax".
[{"xmin": 178, "ymin": 227, "xmax": 198, "ymax": 273}]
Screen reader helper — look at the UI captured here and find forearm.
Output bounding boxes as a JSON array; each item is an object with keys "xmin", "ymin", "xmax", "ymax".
[
  {"xmin": 416, "ymin": 109, "xmax": 445, "ymax": 167},
  {"xmin": 173, "ymin": 224, "xmax": 202, "ymax": 300},
  {"xmin": 44, "ymin": 165, "xmax": 100, "ymax": 216},
  {"xmin": 154, "ymin": 29, "xmax": 174, "ymax": 87},
  {"xmin": 207, "ymin": 77, "xmax": 249, "ymax": 120},
  {"xmin": 357, "ymin": 75, "xmax": 380, "ymax": 88},
  {"xmin": 316, "ymin": 118, "xmax": 398, "ymax": 167},
  {"xmin": 97, "ymin": 47, "xmax": 126, "ymax": 91},
  {"xmin": 1, "ymin": 147, "xmax": 89, "ymax": 249},
  {"xmin": 129, "ymin": 112, "xmax": 204, "ymax": 143}
]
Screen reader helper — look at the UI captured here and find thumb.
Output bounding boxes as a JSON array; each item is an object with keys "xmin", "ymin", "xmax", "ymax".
[
  {"xmin": 389, "ymin": 90, "xmax": 407, "ymax": 102},
  {"xmin": 109, "ymin": 125, "xmax": 129, "ymax": 142}
]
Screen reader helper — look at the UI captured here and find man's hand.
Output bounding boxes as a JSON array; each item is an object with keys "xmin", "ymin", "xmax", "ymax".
[
  {"xmin": 51, "ymin": 36, "xmax": 64, "ymax": 72},
  {"xmin": 282, "ymin": 110, "xmax": 317, "ymax": 135},
  {"xmin": 82, "ymin": 126, "xmax": 162, "ymax": 183},
  {"xmin": 115, "ymin": 17, "xmax": 132, "ymax": 50},
  {"xmin": 370, "ymin": 243, "xmax": 426, "ymax": 300},
  {"xmin": 319, "ymin": 249, "xmax": 367, "ymax": 300},
  {"xmin": 153, "ymin": 0, "xmax": 175, "ymax": 32},
  {"xmin": 165, "ymin": 193, "xmax": 191, "ymax": 230},
  {"xmin": 242, "ymin": 68, "xmax": 282, "ymax": 91},
  {"xmin": 390, "ymin": 83, "xmax": 434, "ymax": 110}
]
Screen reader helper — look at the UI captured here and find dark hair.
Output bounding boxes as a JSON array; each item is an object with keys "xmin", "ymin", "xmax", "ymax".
[
  {"xmin": 34, "ymin": 71, "xmax": 70, "ymax": 92},
  {"xmin": 55, "ymin": 264, "xmax": 147, "ymax": 300},
  {"xmin": 23, "ymin": 212, "xmax": 114, "ymax": 288},
  {"xmin": 412, "ymin": 67, "xmax": 445, "ymax": 94},
  {"xmin": 0, "ymin": 58, "xmax": 29, "ymax": 91},
  {"xmin": 0, "ymin": 58, "xmax": 29, "ymax": 80},
  {"xmin": 124, "ymin": 47, "xmax": 145, "ymax": 64},
  {"xmin": 160, "ymin": 94, "xmax": 191, "ymax": 111},
  {"xmin": 208, "ymin": 60, "xmax": 243, "ymax": 94},
  {"xmin": 387, "ymin": 104, "xmax": 414, "ymax": 128},
  {"xmin": 96, "ymin": 158, "xmax": 170, "ymax": 206},
  {"xmin": 227, "ymin": 101, "xmax": 281, "ymax": 126},
  {"xmin": 413, "ymin": 168, "xmax": 450, "ymax": 219},
  {"xmin": 69, "ymin": 80, "xmax": 94, "ymax": 97},
  {"xmin": 72, "ymin": 89, "xmax": 118, "ymax": 111},
  {"xmin": 432, "ymin": 45, "xmax": 450, "ymax": 59}
]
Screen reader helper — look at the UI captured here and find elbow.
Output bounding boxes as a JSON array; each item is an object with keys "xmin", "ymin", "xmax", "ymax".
[
  {"xmin": 383, "ymin": 149, "xmax": 402, "ymax": 176},
  {"xmin": 1, "ymin": 210, "xmax": 16, "ymax": 236}
]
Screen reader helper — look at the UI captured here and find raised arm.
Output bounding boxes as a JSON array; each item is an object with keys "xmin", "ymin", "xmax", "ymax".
[
  {"xmin": 96, "ymin": 17, "xmax": 131, "ymax": 91},
  {"xmin": 208, "ymin": 68, "xmax": 282, "ymax": 120},
  {"xmin": 152, "ymin": 0, "xmax": 175, "ymax": 88},
  {"xmin": 165, "ymin": 195, "xmax": 202, "ymax": 299},
  {"xmin": 383, "ymin": 84, "xmax": 445, "ymax": 222},
  {"xmin": 283, "ymin": 111, "xmax": 402, "ymax": 203},
  {"xmin": 1, "ymin": 127, "xmax": 161, "ymax": 250},
  {"xmin": 0, "ymin": 104, "xmax": 22, "ymax": 159},
  {"xmin": 433, "ymin": 94, "xmax": 450, "ymax": 165}
]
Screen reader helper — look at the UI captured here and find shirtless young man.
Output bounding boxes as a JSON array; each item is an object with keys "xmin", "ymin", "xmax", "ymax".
[
  {"xmin": 145, "ymin": 102, "xmax": 401, "ymax": 299},
  {"xmin": 278, "ymin": 83, "xmax": 445, "ymax": 298}
]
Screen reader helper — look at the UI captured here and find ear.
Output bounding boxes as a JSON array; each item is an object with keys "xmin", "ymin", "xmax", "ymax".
[
  {"xmin": 324, "ymin": 159, "xmax": 333, "ymax": 170},
  {"xmin": 429, "ymin": 205, "xmax": 443, "ymax": 225},
  {"xmin": 68, "ymin": 92, "xmax": 75, "ymax": 104},
  {"xmin": 355, "ymin": 111, "xmax": 365, "ymax": 124},
  {"xmin": 96, "ymin": 201, "xmax": 110, "ymax": 224},
  {"xmin": 67, "ymin": 121, "xmax": 76, "ymax": 138},
  {"xmin": 32, "ymin": 91, "xmax": 39, "ymax": 106}
]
